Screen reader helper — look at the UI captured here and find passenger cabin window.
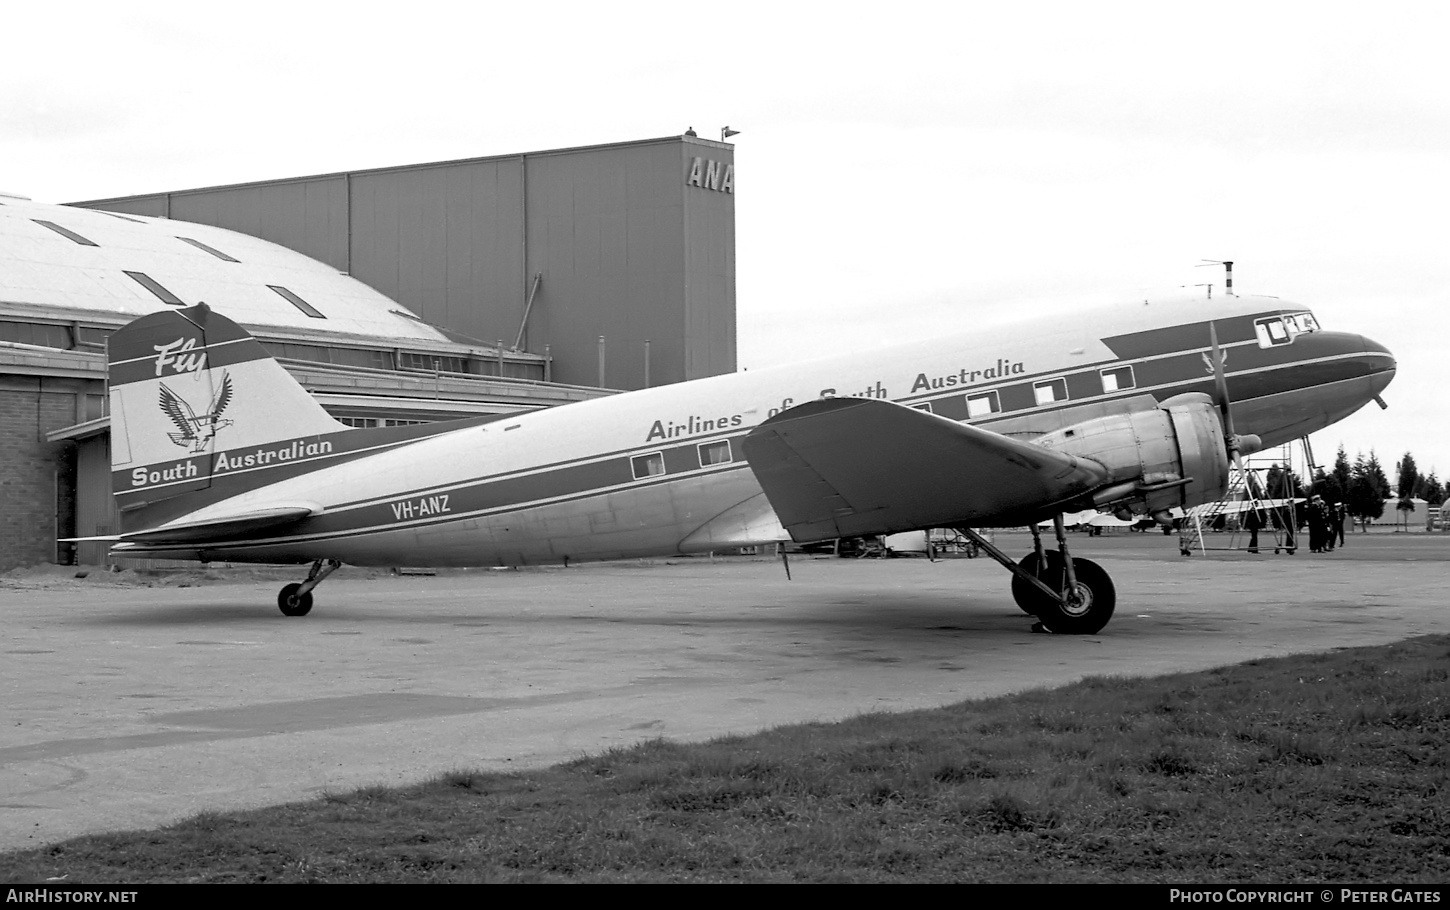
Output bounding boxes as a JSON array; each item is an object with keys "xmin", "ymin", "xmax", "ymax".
[
  {"xmin": 1033, "ymin": 378, "xmax": 1068, "ymax": 406},
  {"xmin": 1100, "ymin": 365, "xmax": 1135, "ymax": 393},
  {"xmin": 631, "ymin": 452, "xmax": 665, "ymax": 479},
  {"xmin": 910, "ymin": 402, "xmax": 933, "ymax": 414},
  {"xmin": 698, "ymin": 440, "xmax": 732, "ymax": 466},
  {"xmin": 1254, "ymin": 313, "xmax": 1319, "ymax": 348},
  {"xmin": 965, "ymin": 390, "xmax": 1000, "ymax": 418}
]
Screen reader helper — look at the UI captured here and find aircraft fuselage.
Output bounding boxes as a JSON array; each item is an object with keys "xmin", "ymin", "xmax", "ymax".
[{"xmin": 113, "ymin": 294, "xmax": 1394, "ymax": 567}]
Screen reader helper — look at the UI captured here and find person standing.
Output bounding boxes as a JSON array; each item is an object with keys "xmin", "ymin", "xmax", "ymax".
[
  {"xmin": 1333, "ymin": 501, "xmax": 1348, "ymax": 549},
  {"xmin": 1244, "ymin": 505, "xmax": 1264, "ymax": 554},
  {"xmin": 1273, "ymin": 505, "xmax": 1297, "ymax": 554},
  {"xmin": 1307, "ymin": 495, "xmax": 1329, "ymax": 553}
]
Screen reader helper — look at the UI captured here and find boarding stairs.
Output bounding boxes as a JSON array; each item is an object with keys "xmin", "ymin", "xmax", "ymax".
[{"xmin": 1178, "ymin": 465, "xmax": 1298, "ymax": 556}]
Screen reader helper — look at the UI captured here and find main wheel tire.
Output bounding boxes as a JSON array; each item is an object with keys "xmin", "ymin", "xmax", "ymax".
[
  {"xmin": 1010, "ymin": 550, "xmax": 1064, "ymax": 615},
  {"xmin": 278, "ymin": 583, "xmax": 313, "ymax": 617},
  {"xmin": 1032, "ymin": 557, "xmax": 1116, "ymax": 635}
]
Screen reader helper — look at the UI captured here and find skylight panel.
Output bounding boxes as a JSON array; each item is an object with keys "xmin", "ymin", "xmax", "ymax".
[
  {"xmin": 98, "ymin": 211, "xmax": 147, "ymax": 224},
  {"xmin": 33, "ymin": 219, "xmax": 99, "ymax": 246},
  {"xmin": 268, "ymin": 285, "xmax": 325, "ymax": 318},
  {"xmin": 124, "ymin": 271, "xmax": 185, "ymax": 306},
  {"xmin": 178, "ymin": 236, "xmax": 240, "ymax": 262}
]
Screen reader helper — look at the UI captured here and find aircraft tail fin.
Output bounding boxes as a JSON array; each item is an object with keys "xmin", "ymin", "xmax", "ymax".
[{"xmin": 108, "ymin": 303, "xmax": 346, "ymax": 517}]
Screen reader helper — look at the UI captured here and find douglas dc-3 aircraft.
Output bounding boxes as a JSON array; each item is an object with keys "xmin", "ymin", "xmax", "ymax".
[{"xmin": 87, "ymin": 293, "xmax": 1395, "ymax": 633}]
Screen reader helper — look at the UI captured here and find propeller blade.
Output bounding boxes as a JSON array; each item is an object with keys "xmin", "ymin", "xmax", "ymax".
[
  {"xmin": 1208, "ymin": 321, "xmax": 1234, "ymax": 440},
  {"xmin": 1207, "ymin": 321, "xmax": 1262, "ymax": 460}
]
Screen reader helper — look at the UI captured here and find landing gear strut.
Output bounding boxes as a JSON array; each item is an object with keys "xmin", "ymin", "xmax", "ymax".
[
  {"xmin": 956, "ymin": 517, "xmax": 1116, "ymax": 634},
  {"xmin": 278, "ymin": 559, "xmax": 342, "ymax": 617}
]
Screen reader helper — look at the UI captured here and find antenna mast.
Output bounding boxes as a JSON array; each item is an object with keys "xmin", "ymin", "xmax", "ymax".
[{"xmin": 1198, "ymin": 259, "xmax": 1234, "ymax": 296}]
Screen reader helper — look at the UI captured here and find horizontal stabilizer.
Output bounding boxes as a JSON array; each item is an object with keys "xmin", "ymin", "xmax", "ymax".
[
  {"xmin": 741, "ymin": 398, "xmax": 1108, "ymax": 540},
  {"xmin": 113, "ymin": 503, "xmax": 322, "ymax": 545}
]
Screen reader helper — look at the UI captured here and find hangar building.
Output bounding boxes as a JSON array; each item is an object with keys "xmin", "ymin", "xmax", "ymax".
[
  {"xmin": 0, "ymin": 199, "xmax": 589, "ymax": 571},
  {"xmin": 1, "ymin": 135, "xmax": 737, "ymax": 572},
  {"xmin": 74, "ymin": 135, "xmax": 737, "ymax": 391}
]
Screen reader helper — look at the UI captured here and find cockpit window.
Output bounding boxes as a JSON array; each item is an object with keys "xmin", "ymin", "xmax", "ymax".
[
  {"xmin": 1254, "ymin": 312, "xmax": 1319, "ymax": 348},
  {"xmin": 1285, "ymin": 312, "xmax": 1319, "ymax": 335}
]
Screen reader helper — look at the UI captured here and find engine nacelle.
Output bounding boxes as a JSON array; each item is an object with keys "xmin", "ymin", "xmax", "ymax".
[{"xmin": 1032, "ymin": 393, "xmax": 1229, "ymax": 520}]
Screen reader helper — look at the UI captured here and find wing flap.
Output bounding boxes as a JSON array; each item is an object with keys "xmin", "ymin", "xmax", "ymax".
[{"xmin": 741, "ymin": 398, "xmax": 1108, "ymax": 540}]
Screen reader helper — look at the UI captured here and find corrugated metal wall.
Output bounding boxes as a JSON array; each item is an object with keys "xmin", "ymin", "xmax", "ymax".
[
  {"xmin": 524, "ymin": 141, "xmax": 689, "ymax": 390},
  {"xmin": 682, "ymin": 144, "xmax": 738, "ymax": 380},
  {"xmin": 349, "ymin": 160, "xmax": 525, "ymax": 348},
  {"xmin": 173, "ymin": 179, "xmax": 350, "ymax": 272},
  {"xmin": 74, "ymin": 136, "xmax": 736, "ymax": 390}
]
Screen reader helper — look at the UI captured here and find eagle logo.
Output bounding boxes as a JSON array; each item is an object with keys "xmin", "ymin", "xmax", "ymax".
[
  {"xmin": 159, "ymin": 372, "xmax": 234, "ymax": 452},
  {"xmin": 1201, "ymin": 348, "xmax": 1228, "ymax": 375}
]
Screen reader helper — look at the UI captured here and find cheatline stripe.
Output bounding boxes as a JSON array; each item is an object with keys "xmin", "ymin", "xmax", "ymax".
[
  {"xmin": 121, "ymin": 357, "xmax": 1387, "ymax": 553},
  {"xmin": 116, "ymin": 433, "xmax": 433, "ymax": 497},
  {"xmin": 119, "ymin": 417, "xmax": 751, "ymax": 501},
  {"xmin": 122, "ymin": 461, "xmax": 753, "ymax": 552},
  {"xmin": 896, "ymin": 338, "xmax": 1265, "ymax": 406},
  {"xmin": 117, "ymin": 348, "xmax": 1381, "ymax": 512},
  {"xmin": 118, "ymin": 346, "xmax": 1386, "ymax": 539},
  {"xmin": 115, "ymin": 417, "xmax": 507, "ymax": 501},
  {"xmin": 121, "ymin": 361, "xmax": 1385, "ymax": 556},
  {"xmin": 914, "ymin": 348, "xmax": 1377, "ymax": 424},
  {"xmin": 205, "ymin": 447, "xmax": 745, "ymax": 542},
  {"xmin": 319, "ymin": 432, "xmax": 754, "ymax": 514}
]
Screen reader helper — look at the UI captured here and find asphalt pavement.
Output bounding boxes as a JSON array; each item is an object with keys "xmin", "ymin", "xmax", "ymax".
[{"xmin": 2, "ymin": 529, "xmax": 1446, "ymax": 852}]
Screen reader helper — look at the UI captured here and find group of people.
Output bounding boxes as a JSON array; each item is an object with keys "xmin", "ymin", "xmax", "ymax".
[
  {"xmin": 1304, "ymin": 494, "xmax": 1348, "ymax": 553},
  {"xmin": 1240, "ymin": 494, "xmax": 1346, "ymax": 554}
]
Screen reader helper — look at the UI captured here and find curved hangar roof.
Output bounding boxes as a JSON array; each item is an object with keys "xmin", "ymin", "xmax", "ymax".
[{"xmin": 0, "ymin": 191, "xmax": 455, "ymax": 347}]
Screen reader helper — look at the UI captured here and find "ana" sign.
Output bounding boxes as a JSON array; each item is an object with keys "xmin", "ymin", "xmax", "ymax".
[{"xmin": 686, "ymin": 158, "xmax": 734, "ymax": 194}]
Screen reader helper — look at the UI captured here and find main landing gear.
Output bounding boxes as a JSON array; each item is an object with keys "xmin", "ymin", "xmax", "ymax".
[
  {"xmin": 278, "ymin": 559, "xmax": 342, "ymax": 617},
  {"xmin": 955, "ymin": 516, "xmax": 1116, "ymax": 635}
]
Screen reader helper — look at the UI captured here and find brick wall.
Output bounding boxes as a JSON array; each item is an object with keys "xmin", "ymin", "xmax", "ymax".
[{"xmin": 0, "ymin": 380, "xmax": 82, "ymax": 571}]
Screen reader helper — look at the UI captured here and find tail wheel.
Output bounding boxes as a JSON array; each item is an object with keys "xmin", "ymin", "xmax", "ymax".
[
  {"xmin": 1032, "ymin": 557, "xmax": 1116, "ymax": 635},
  {"xmin": 278, "ymin": 583, "xmax": 313, "ymax": 617},
  {"xmin": 1010, "ymin": 550, "xmax": 1064, "ymax": 615}
]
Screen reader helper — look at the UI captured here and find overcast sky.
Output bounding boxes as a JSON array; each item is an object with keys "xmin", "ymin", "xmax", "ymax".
[{"xmin": 5, "ymin": 1, "xmax": 1445, "ymax": 485}]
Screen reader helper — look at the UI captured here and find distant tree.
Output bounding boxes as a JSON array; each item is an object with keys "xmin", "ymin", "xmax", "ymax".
[
  {"xmin": 1396, "ymin": 452, "xmax": 1419, "ymax": 499},
  {"xmin": 1331, "ymin": 445, "xmax": 1353, "ymax": 494},
  {"xmin": 1347, "ymin": 451, "xmax": 1388, "ymax": 531},
  {"xmin": 1416, "ymin": 470, "xmax": 1441, "ymax": 504},
  {"xmin": 1395, "ymin": 452, "xmax": 1419, "ymax": 530},
  {"xmin": 1312, "ymin": 466, "xmax": 1344, "ymax": 504},
  {"xmin": 1366, "ymin": 450, "xmax": 1392, "ymax": 498}
]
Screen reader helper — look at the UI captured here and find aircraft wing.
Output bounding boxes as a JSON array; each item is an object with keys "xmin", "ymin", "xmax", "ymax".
[
  {"xmin": 1186, "ymin": 497, "xmax": 1303, "ymax": 517},
  {"xmin": 741, "ymin": 398, "xmax": 1109, "ymax": 541}
]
